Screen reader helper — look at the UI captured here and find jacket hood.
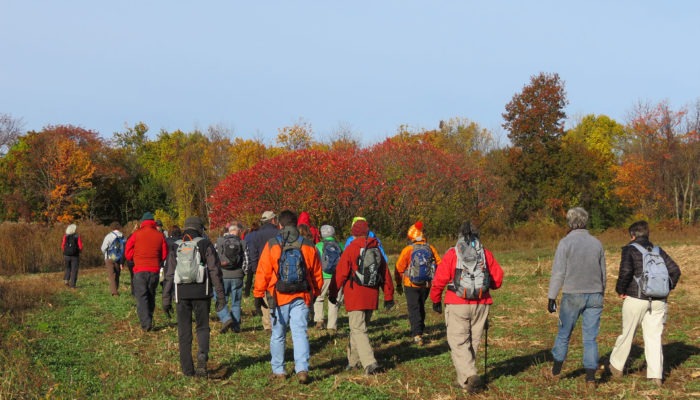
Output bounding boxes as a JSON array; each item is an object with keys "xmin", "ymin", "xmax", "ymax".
[
  {"xmin": 279, "ymin": 225, "xmax": 300, "ymax": 243},
  {"xmin": 140, "ymin": 219, "xmax": 157, "ymax": 229},
  {"xmin": 298, "ymin": 211, "xmax": 311, "ymax": 226}
]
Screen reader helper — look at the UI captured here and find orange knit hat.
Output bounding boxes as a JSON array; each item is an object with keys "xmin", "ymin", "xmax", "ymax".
[{"xmin": 407, "ymin": 221, "xmax": 424, "ymax": 242}]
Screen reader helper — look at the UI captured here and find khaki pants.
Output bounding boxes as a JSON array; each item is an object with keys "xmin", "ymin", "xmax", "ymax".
[
  {"xmin": 609, "ymin": 296, "xmax": 667, "ymax": 379},
  {"xmin": 105, "ymin": 259, "xmax": 121, "ymax": 296},
  {"xmin": 347, "ymin": 310, "xmax": 376, "ymax": 368},
  {"xmin": 314, "ymin": 278, "xmax": 339, "ymax": 329},
  {"xmin": 262, "ymin": 306, "xmax": 271, "ymax": 330},
  {"xmin": 445, "ymin": 303, "xmax": 489, "ymax": 387}
]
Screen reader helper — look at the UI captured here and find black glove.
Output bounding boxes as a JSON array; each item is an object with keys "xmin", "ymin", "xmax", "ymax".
[
  {"xmin": 395, "ymin": 283, "xmax": 403, "ymax": 296},
  {"xmin": 432, "ymin": 302, "xmax": 442, "ymax": 314},
  {"xmin": 384, "ymin": 300, "xmax": 395, "ymax": 311},
  {"xmin": 329, "ymin": 296, "xmax": 337, "ymax": 305},
  {"xmin": 215, "ymin": 297, "xmax": 226, "ymax": 313},
  {"xmin": 547, "ymin": 298, "xmax": 557, "ymax": 314},
  {"xmin": 254, "ymin": 297, "xmax": 268, "ymax": 315},
  {"xmin": 162, "ymin": 304, "xmax": 172, "ymax": 319}
]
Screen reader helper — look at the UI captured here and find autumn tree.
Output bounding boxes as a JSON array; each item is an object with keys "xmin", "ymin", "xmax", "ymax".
[
  {"xmin": 502, "ymin": 72, "xmax": 568, "ymax": 222},
  {"xmin": 276, "ymin": 119, "xmax": 315, "ymax": 151},
  {"xmin": 0, "ymin": 113, "xmax": 23, "ymax": 156}
]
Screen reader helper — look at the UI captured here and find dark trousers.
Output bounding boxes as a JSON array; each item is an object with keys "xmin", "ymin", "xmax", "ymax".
[
  {"xmin": 405, "ymin": 286, "xmax": 429, "ymax": 336},
  {"xmin": 244, "ymin": 272, "xmax": 254, "ymax": 297},
  {"xmin": 176, "ymin": 298, "xmax": 211, "ymax": 376},
  {"xmin": 133, "ymin": 272, "xmax": 159, "ymax": 330},
  {"xmin": 63, "ymin": 256, "xmax": 80, "ymax": 288}
]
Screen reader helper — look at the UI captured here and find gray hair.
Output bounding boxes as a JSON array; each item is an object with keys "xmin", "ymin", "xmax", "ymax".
[
  {"xmin": 566, "ymin": 207, "xmax": 588, "ymax": 230},
  {"xmin": 65, "ymin": 224, "xmax": 77, "ymax": 235}
]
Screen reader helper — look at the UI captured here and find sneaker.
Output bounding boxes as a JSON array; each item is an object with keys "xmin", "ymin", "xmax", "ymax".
[
  {"xmin": 195, "ymin": 353, "xmax": 207, "ymax": 378},
  {"xmin": 365, "ymin": 363, "xmax": 382, "ymax": 375},
  {"xmin": 345, "ymin": 362, "xmax": 361, "ymax": 371},
  {"xmin": 219, "ymin": 319, "xmax": 234, "ymax": 334},
  {"xmin": 297, "ymin": 371, "xmax": 310, "ymax": 384},
  {"xmin": 466, "ymin": 375, "xmax": 483, "ymax": 394},
  {"xmin": 609, "ymin": 363, "xmax": 623, "ymax": 379},
  {"xmin": 413, "ymin": 335, "xmax": 424, "ymax": 346},
  {"xmin": 315, "ymin": 321, "xmax": 325, "ymax": 330}
]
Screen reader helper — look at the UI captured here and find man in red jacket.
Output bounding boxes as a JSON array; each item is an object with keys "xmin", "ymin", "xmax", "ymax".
[
  {"xmin": 330, "ymin": 219, "xmax": 394, "ymax": 375},
  {"xmin": 430, "ymin": 222, "xmax": 504, "ymax": 394},
  {"xmin": 126, "ymin": 212, "xmax": 168, "ymax": 331}
]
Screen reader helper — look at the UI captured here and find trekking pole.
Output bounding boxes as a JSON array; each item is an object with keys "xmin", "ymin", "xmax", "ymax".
[{"xmin": 484, "ymin": 317, "xmax": 489, "ymax": 385}]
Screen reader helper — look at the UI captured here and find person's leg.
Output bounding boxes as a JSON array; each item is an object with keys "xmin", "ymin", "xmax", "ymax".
[
  {"xmin": 609, "ymin": 296, "xmax": 646, "ymax": 372},
  {"xmin": 193, "ymin": 298, "xmax": 211, "ymax": 369},
  {"xmin": 551, "ymin": 293, "xmax": 585, "ymax": 371},
  {"xmin": 146, "ymin": 272, "xmax": 159, "ymax": 327},
  {"xmin": 244, "ymin": 271, "xmax": 254, "ymax": 298},
  {"xmin": 133, "ymin": 273, "xmax": 152, "ymax": 330},
  {"xmin": 106, "ymin": 259, "xmax": 118, "ymax": 295},
  {"xmin": 216, "ymin": 279, "xmax": 233, "ymax": 324},
  {"xmin": 289, "ymin": 298, "xmax": 311, "ymax": 373},
  {"xmin": 641, "ymin": 300, "xmax": 667, "ymax": 380},
  {"xmin": 231, "ymin": 278, "xmax": 244, "ymax": 332},
  {"xmin": 404, "ymin": 286, "xmax": 422, "ymax": 338},
  {"xmin": 314, "ymin": 278, "xmax": 330, "ymax": 325},
  {"xmin": 348, "ymin": 310, "xmax": 377, "ymax": 368},
  {"xmin": 177, "ymin": 300, "xmax": 195, "ymax": 375},
  {"xmin": 581, "ymin": 293, "xmax": 603, "ymax": 380},
  {"xmin": 327, "ymin": 292, "xmax": 339, "ymax": 330},
  {"xmin": 115, "ymin": 263, "xmax": 121, "ymax": 292},
  {"xmin": 69, "ymin": 256, "xmax": 79, "ymax": 287},
  {"xmin": 63, "ymin": 256, "xmax": 71, "ymax": 284},
  {"xmin": 446, "ymin": 304, "xmax": 475, "ymax": 387},
  {"xmin": 417, "ymin": 286, "xmax": 429, "ymax": 336},
  {"xmin": 262, "ymin": 305, "xmax": 272, "ymax": 330},
  {"xmin": 270, "ymin": 302, "xmax": 290, "ymax": 375}
]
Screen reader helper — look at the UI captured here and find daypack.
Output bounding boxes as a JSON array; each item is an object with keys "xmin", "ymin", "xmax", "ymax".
[
  {"xmin": 321, "ymin": 240, "xmax": 342, "ymax": 274},
  {"xmin": 174, "ymin": 236, "xmax": 206, "ymax": 285},
  {"xmin": 405, "ymin": 243, "xmax": 436, "ymax": 285},
  {"xmin": 107, "ymin": 233, "xmax": 126, "ymax": 263},
  {"xmin": 448, "ymin": 238, "xmax": 490, "ymax": 300},
  {"xmin": 353, "ymin": 241, "xmax": 383, "ymax": 287},
  {"xmin": 630, "ymin": 243, "xmax": 671, "ymax": 298},
  {"xmin": 219, "ymin": 235, "xmax": 244, "ymax": 270},
  {"xmin": 63, "ymin": 234, "xmax": 79, "ymax": 256},
  {"xmin": 275, "ymin": 235, "xmax": 309, "ymax": 294}
]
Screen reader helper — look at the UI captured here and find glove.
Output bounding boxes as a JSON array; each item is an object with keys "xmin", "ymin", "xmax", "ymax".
[
  {"xmin": 384, "ymin": 300, "xmax": 395, "ymax": 311},
  {"xmin": 328, "ymin": 296, "xmax": 337, "ymax": 305},
  {"xmin": 432, "ymin": 302, "xmax": 442, "ymax": 314},
  {"xmin": 547, "ymin": 298, "xmax": 557, "ymax": 314},
  {"xmin": 215, "ymin": 297, "xmax": 226, "ymax": 313},
  {"xmin": 395, "ymin": 283, "xmax": 403, "ymax": 296},
  {"xmin": 163, "ymin": 304, "xmax": 172, "ymax": 319},
  {"xmin": 254, "ymin": 297, "xmax": 268, "ymax": 315}
]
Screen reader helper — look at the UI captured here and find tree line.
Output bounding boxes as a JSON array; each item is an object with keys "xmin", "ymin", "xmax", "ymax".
[{"xmin": 1, "ymin": 72, "xmax": 698, "ymax": 237}]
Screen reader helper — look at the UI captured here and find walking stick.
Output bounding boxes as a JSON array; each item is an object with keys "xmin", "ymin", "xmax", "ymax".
[{"xmin": 484, "ymin": 317, "xmax": 489, "ymax": 384}]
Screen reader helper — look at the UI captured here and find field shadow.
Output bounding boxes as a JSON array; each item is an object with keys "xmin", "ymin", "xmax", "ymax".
[
  {"xmin": 598, "ymin": 341, "xmax": 700, "ymax": 381},
  {"xmin": 486, "ymin": 349, "xmax": 552, "ymax": 382}
]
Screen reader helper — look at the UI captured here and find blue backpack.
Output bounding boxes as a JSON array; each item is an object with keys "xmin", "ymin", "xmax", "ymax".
[
  {"xmin": 275, "ymin": 235, "xmax": 309, "ymax": 294},
  {"xmin": 405, "ymin": 243, "xmax": 436, "ymax": 285},
  {"xmin": 630, "ymin": 243, "xmax": 671, "ymax": 298},
  {"xmin": 107, "ymin": 233, "xmax": 126, "ymax": 263},
  {"xmin": 321, "ymin": 240, "xmax": 342, "ymax": 274}
]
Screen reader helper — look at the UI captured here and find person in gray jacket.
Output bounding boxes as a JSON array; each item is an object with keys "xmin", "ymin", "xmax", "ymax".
[{"xmin": 545, "ymin": 207, "xmax": 606, "ymax": 388}]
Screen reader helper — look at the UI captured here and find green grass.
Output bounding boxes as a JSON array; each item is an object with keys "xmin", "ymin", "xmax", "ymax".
[{"xmin": 2, "ymin": 241, "xmax": 699, "ymax": 399}]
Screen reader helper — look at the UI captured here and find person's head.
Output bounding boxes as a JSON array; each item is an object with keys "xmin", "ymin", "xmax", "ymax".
[
  {"xmin": 183, "ymin": 216, "xmax": 204, "ymax": 234},
  {"xmin": 109, "ymin": 221, "xmax": 121, "ymax": 231},
  {"xmin": 320, "ymin": 224, "xmax": 335, "ymax": 239},
  {"xmin": 155, "ymin": 219, "xmax": 163, "ymax": 231},
  {"xmin": 407, "ymin": 221, "xmax": 424, "ymax": 242},
  {"xmin": 65, "ymin": 224, "xmax": 77, "ymax": 235},
  {"xmin": 566, "ymin": 207, "xmax": 588, "ymax": 230},
  {"xmin": 261, "ymin": 211, "xmax": 277, "ymax": 225},
  {"xmin": 141, "ymin": 212, "xmax": 155, "ymax": 222},
  {"xmin": 229, "ymin": 223, "xmax": 241, "ymax": 236},
  {"xmin": 351, "ymin": 219, "xmax": 370, "ymax": 237},
  {"xmin": 169, "ymin": 225, "xmax": 182, "ymax": 238},
  {"xmin": 628, "ymin": 220, "xmax": 649, "ymax": 240},
  {"xmin": 459, "ymin": 221, "xmax": 479, "ymax": 242},
  {"xmin": 298, "ymin": 224, "xmax": 313, "ymax": 241},
  {"xmin": 278, "ymin": 210, "xmax": 297, "ymax": 228}
]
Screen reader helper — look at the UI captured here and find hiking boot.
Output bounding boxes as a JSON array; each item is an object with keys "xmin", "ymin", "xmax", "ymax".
[
  {"xmin": 413, "ymin": 335, "xmax": 424, "ymax": 346},
  {"xmin": 327, "ymin": 328, "xmax": 337, "ymax": 336},
  {"xmin": 315, "ymin": 321, "xmax": 325, "ymax": 330},
  {"xmin": 270, "ymin": 373, "xmax": 286, "ymax": 381},
  {"xmin": 219, "ymin": 319, "xmax": 233, "ymax": 334},
  {"xmin": 297, "ymin": 371, "xmax": 310, "ymax": 384},
  {"xmin": 466, "ymin": 375, "xmax": 483, "ymax": 394},
  {"xmin": 365, "ymin": 363, "xmax": 382, "ymax": 375},
  {"xmin": 195, "ymin": 353, "xmax": 207, "ymax": 378},
  {"xmin": 609, "ymin": 363, "xmax": 623, "ymax": 379},
  {"xmin": 650, "ymin": 378, "xmax": 662, "ymax": 387}
]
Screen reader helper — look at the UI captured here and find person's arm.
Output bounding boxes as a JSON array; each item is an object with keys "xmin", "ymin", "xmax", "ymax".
[
  {"xmin": 615, "ymin": 245, "xmax": 635, "ymax": 296},
  {"xmin": 253, "ymin": 242, "xmax": 273, "ymax": 299},
  {"xmin": 660, "ymin": 247, "xmax": 681, "ymax": 290},
  {"xmin": 125, "ymin": 234, "xmax": 136, "ymax": 261},
  {"xmin": 160, "ymin": 237, "xmax": 168, "ymax": 262},
  {"xmin": 77, "ymin": 236, "xmax": 83, "ymax": 251},
  {"xmin": 547, "ymin": 240, "xmax": 567, "ymax": 300},
  {"xmin": 204, "ymin": 242, "xmax": 225, "ymax": 301},
  {"xmin": 381, "ymin": 258, "xmax": 394, "ymax": 301},
  {"xmin": 485, "ymin": 249, "xmax": 504, "ymax": 290},
  {"xmin": 430, "ymin": 248, "xmax": 454, "ymax": 303}
]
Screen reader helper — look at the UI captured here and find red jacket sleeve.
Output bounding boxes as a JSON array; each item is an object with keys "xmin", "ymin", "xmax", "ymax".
[
  {"xmin": 61, "ymin": 235, "xmax": 66, "ymax": 251},
  {"xmin": 77, "ymin": 236, "xmax": 84, "ymax": 251},
  {"xmin": 125, "ymin": 234, "xmax": 136, "ymax": 261},
  {"xmin": 485, "ymin": 249, "xmax": 504, "ymax": 290},
  {"xmin": 430, "ymin": 248, "xmax": 455, "ymax": 303},
  {"xmin": 160, "ymin": 237, "xmax": 168, "ymax": 261},
  {"xmin": 382, "ymin": 258, "xmax": 394, "ymax": 301}
]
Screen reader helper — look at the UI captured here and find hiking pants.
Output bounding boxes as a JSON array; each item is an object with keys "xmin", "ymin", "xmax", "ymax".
[
  {"xmin": 347, "ymin": 310, "xmax": 377, "ymax": 369},
  {"xmin": 405, "ymin": 286, "xmax": 429, "ymax": 337},
  {"xmin": 63, "ymin": 255, "xmax": 79, "ymax": 288},
  {"xmin": 105, "ymin": 259, "xmax": 121, "ymax": 295},
  {"xmin": 551, "ymin": 292, "xmax": 603, "ymax": 371},
  {"xmin": 176, "ymin": 298, "xmax": 211, "ymax": 376},
  {"xmin": 445, "ymin": 303, "xmax": 489, "ymax": 387},
  {"xmin": 133, "ymin": 271, "xmax": 159, "ymax": 330},
  {"xmin": 314, "ymin": 278, "xmax": 339, "ymax": 330},
  {"xmin": 270, "ymin": 297, "xmax": 310, "ymax": 374},
  {"xmin": 609, "ymin": 296, "xmax": 666, "ymax": 379}
]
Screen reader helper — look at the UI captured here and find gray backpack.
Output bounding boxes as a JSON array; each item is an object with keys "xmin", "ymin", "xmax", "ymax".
[
  {"xmin": 448, "ymin": 238, "xmax": 490, "ymax": 300},
  {"xmin": 630, "ymin": 243, "xmax": 670, "ymax": 298}
]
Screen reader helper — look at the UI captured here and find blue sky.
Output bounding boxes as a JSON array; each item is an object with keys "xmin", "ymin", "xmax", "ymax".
[{"xmin": 2, "ymin": 1, "xmax": 698, "ymax": 146}]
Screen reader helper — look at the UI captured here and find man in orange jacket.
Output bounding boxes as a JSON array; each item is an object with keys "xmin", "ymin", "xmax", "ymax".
[{"xmin": 253, "ymin": 210, "xmax": 323, "ymax": 384}]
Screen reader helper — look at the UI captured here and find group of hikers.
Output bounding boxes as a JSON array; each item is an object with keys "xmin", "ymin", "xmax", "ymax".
[{"xmin": 61, "ymin": 206, "xmax": 681, "ymax": 393}]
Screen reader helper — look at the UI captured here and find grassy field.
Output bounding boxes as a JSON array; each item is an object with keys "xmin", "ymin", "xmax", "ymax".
[{"xmin": 1, "ymin": 235, "xmax": 699, "ymax": 399}]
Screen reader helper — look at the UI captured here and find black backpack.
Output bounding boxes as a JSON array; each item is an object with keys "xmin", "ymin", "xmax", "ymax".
[
  {"xmin": 219, "ymin": 235, "xmax": 244, "ymax": 270},
  {"xmin": 63, "ymin": 234, "xmax": 79, "ymax": 256},
  {"xmin": 353, "ymin": 240, "xmax": 383, "ymax": 287}
]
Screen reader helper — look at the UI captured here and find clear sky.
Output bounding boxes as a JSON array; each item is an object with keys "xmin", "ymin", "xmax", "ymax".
[{"xmin": 2, "ymin": 1, "xmax": 698, "ymax": 146}]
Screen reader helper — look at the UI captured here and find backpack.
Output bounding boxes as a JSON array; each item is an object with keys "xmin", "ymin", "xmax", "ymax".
[
  {"xmin": 321, "ymin": 240, "xmax": 342, "ymax": 274},
  {"xmin": 630, "ymin": 243, "xmax": 670, "ymax": 298},
  {"xmin": 448, "ymin": 238, "xmax": 490, "ymax": 300},
  {"xmin": 353, "ymin": 241, "xmax": 383, "ymax": 287},
  {"xmin": 174, "ymin": 236, "xmax": 206, "ymax": 285},
  {"xmin": 107, "ymin": 233, "xmax": 126, "ymax": 263},
  {"xmin": 275, "ymin": 235, "xmax": 309, "ymax": 294},
  {"xmin": 63, "ymin": 234, "xmax": 79, "ymax": 256},
  {"xmin": 405, "ymin": 243, "xmax": 436, "ymax": 285},
  {"xmin": 219, "ymin": 235, "xmax": 244, "ymax": 270}
]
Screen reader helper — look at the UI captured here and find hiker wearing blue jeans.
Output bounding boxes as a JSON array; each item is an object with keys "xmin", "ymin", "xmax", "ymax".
[
  {"xmin": 216, "ymin": 277, "xmax": 244, "ymax": 333},
  {"xmin": 546, "ymin": 207, "xmax": 606, "ymax": 388},
  {"xmin": 270, "ymin": 298, "xmax": 310, "ymax": 375}
]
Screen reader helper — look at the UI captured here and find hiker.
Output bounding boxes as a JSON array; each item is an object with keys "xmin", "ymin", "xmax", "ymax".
[
  {"xmin": 61, "ymin": 223, "xmax": 83, "ymax": 289},
  {"xmin": 214, "ymin": 222, "xmax": 249, "ymax": 333},
  {"xmin": 545, "ymin": 207, "xmax": 606, "ymax": 388},
  {"xmin": 298, "ymin": 211, "xmax": 320, "ymax": 244},
  {"xmin": 125, "ymin": 212, "xmax": 168, "ymax": 332},
  {"xmin": 245, "ymin": 210, "xmax": 279, "ymax": 331},
  {"xmin": 100, "ymin": 221, "xmax": 125, "ymax": 296},
  {"xmin": 395, "ymin": 221, "xmax": 442, "ymax": 346},
  {"xmin": 162, "ymin": 216, "xmax": 226, "ymax": 377},
  {"xmin": 330, "ymin": 218, "xmax": 395, "ymax": 375},
  {"xmin": 253, "ymin": 210, "xmax": 323, "ymax": 384},
  {"xmin": 608, "ymin": 221, "xmax": 681, "ymax": 386},
  {"xmin": 313, "ymin": 225, "xmax": 344, "ymax": 333},
  {"xmin": 430, "ymin": 222, "xmax": 503, "ymax": 393},
  {"xmin": 344, "ymin": 216, "xmax": 388, "ymax": 263}
]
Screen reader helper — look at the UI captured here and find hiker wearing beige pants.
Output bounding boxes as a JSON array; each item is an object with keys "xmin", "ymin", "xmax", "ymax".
[
  {"xmin": 347, "ymin": 310, "xmax": 376, "ymax": 368},
  {"xmin": 445, "ymin": 304, "xmax": 490, "ymax": 382}
]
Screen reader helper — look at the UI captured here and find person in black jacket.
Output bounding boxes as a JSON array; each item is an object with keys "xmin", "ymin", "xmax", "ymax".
[
  {"xmin": 608, "ymin": 221, "xmax": 681, "ymax": 387},
  {"xmin": 242, "ymin": 210, "xmax": 279, "ymax": 331},
  {"xmin": 162, "ymin": 216, "xmax": 226, "ymax": 377}
]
